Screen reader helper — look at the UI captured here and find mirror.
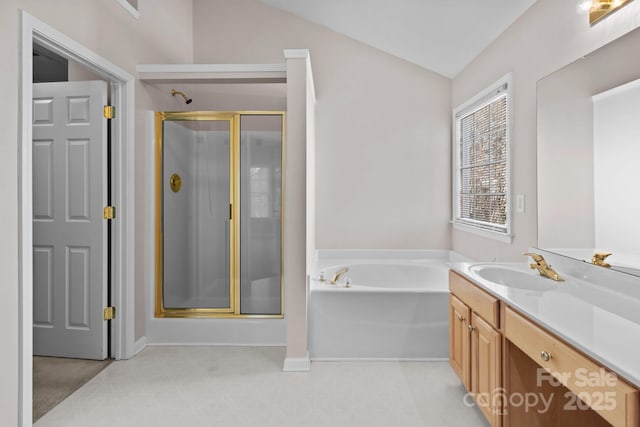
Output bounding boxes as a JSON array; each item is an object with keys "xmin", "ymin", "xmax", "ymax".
[{"xmin": 537, "ymin": 26, "xmax": 640, "ymax": 276}]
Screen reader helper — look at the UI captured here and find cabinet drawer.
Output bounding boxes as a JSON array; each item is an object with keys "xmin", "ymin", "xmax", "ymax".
[
  {"xmin": 505, "ymin": 307, "xmax": 639, "ymax": 427},
  {"xmin": 449, "ymin": 270, "xmax": 500, "ymax": 330}
]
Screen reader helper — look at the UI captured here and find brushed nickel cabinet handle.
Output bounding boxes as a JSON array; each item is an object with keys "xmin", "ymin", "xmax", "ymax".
[
  {"xmin": 457, "ymin": 314, "xmax": 465, "ymax": 322},
  {"xmin": 540, "ymin": 351, "xmax": 552, "ymax": 362},
  {"xmin": 468, "ymin": 324, "xmax": 475, "ymax": 333}
]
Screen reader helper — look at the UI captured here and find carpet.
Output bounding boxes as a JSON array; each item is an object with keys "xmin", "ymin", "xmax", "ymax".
[{"xmin": 33, "ymin": 356, "xmax": 111, "ymax": 421}]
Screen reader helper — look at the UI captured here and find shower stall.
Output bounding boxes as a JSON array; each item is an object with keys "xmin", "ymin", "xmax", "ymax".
[{"xmin": 155, "ymin": 112, "xmax": 284, "ymax": 317}]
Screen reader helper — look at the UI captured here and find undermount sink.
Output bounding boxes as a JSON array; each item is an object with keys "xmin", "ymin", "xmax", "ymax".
[{"xmin": 468, "ymin": 264, "xmax": 559, "ymax": 291}]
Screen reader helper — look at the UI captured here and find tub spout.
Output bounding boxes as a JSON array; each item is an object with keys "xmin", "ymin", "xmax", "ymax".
[{"xmin": 330, "ymin": 267, "xmax": 349, "ymax": 284}]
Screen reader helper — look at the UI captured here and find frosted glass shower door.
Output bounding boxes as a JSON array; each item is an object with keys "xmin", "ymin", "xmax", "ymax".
[
  {"xmin": 156, "ymin": 111, "xmax": 284, "ymax": 318},
  {"xmin": 239, "ymin": 115, "xmax": 283, "ymax": 314},
  {"xmin": 161, "ymin": 118, "xmax": 233, "ymax": 311}
]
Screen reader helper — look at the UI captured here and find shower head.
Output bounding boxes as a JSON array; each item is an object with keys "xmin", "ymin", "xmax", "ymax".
[{"xmin": 171, "ymin": 89, "xmax": 192, "ymax": 104}]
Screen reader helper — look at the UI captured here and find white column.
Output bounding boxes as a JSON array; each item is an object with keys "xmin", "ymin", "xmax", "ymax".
[{"xmin": 282, "ymin": 49, "xmax": 315, "ymax": 371}]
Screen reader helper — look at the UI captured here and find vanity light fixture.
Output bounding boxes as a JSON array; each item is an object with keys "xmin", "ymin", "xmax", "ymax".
[{"xmin": 589, "ymin": 0, "xmax": 634, "ymax": 25}]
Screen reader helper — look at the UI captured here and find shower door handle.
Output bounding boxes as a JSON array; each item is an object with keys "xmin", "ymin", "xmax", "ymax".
[
  {"xmin": 226, "ymin": 204, "xmax": 232, "ymax": 288},
  {"xmin": 225, "ymin": 218, "xmax": 231, "ymax": 246},
  {"xmin": 225, "ymin": 218, "xmax": 230, "ymax": 287}
]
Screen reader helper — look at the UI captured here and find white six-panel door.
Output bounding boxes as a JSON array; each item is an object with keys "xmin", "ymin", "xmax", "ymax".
[{"xmin": 32, "ymin": 81, "xmax": 109, "ymax": 360}]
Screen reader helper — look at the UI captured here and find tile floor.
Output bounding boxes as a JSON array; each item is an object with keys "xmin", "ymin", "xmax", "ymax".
[{"xmin": 35, "ymin": 346, "xmax": 489, "ymax": 427}]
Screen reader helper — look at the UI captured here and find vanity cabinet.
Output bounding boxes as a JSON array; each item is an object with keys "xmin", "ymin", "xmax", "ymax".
[
  {"xmin": 449, "ymin": 269, "xmax": 640, "ymax": 426},
  {"xmin": 449, "ymin": 271, "xmax": 502, "ymax": 427},
  {"xmin": 505, "ymin": 306, "xmax": 639, "ymax": 427}
]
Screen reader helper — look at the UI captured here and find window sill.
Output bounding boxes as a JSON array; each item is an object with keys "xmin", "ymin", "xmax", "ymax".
[{"xmin": 450, "ymin": 221, "xmax": 513, "ymax": 244}]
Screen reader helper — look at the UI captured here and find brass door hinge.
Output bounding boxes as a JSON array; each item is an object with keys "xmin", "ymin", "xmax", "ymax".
[
  {"xmin": 103, "ymin": 306, "xmax": 115, "ymax": 321},
  {"xmin": 103, "ymin": 105, "xmax": 115, "ymax": 119},
  {"xmin": 104, "ymin": 206, "xmax": 115, "ymax": 220}
]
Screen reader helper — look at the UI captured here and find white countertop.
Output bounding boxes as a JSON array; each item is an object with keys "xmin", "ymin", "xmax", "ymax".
[{"xmin": 451, "ymin": 252, "xmax": 640, "ymax": 389}]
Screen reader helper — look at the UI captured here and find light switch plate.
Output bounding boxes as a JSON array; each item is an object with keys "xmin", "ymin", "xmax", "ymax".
[{"xmin": 516, "ymin": 194, "xmax": 525, "ymax": 213}]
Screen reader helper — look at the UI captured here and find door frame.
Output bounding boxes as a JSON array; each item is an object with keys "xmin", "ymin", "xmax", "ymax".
[{"xmin": 19, "ymin": 11, "xmax": 136, "ymax": 426}]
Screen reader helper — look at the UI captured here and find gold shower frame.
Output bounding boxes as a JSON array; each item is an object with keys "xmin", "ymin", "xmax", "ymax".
[{"xmin": 154, "ymin": 111, "xmax": 285, "ymax": 318}]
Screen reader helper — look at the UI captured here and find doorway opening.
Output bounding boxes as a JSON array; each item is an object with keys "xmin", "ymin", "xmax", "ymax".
[
  {"xmin": 20, "ymin": 11, "xmax": 135, "ymax": 427},
  {"xmin": 31, "ymin": 43, "xmax": 114, "ymax": 421}
]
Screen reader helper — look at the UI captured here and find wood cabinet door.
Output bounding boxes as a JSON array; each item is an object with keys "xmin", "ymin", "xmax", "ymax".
[
  {"xmin": 471, "ymin": 312, "xmax": 502, "ymax": 427},
  {"xmin": 449, "ymin": 294, "xmax": 471, "ymax": 391}
]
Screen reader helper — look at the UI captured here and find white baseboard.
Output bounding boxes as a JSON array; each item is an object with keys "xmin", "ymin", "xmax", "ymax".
[
  {"xmin": 134, "ymin": 336, "xmax": 147, "ymax": 356},
  {"xmin": 310, "ymin": 357, "xmax": 449, "ymax": 362},
  {"xmin": 146, "ymin": 342, "xmax": 286, "ymax": 347},
  {"xmin": 282, "ymin": 352, "xmax": 311, "ymax": 372},
  {"xmin": 145, "ymin": 317, "xmax": 286, "ymax": 346}
]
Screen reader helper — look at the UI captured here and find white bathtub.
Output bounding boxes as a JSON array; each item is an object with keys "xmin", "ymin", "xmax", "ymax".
[{"xmin": 309, "ymin": 250, "xmax": 470, "ymax": 360}]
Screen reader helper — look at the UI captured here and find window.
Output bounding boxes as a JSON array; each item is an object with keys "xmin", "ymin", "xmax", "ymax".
[{"xmin": 452, "ymin": 74, "xmax": 512, "ymax": 242}]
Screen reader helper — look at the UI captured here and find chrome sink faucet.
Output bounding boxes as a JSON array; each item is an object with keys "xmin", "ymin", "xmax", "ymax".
[
  {"xmin": 523, "ymin": 253, "xmax": 564, "ymax": 281},
  {"xmin": 330, "ymin": 266, "xmax": 349, "ymax": 284}
]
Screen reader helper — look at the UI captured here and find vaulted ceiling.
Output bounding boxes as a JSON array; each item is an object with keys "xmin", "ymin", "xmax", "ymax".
[{"xmin": 259, "ymin": 0, "xmax": 538, "ymax": 78}]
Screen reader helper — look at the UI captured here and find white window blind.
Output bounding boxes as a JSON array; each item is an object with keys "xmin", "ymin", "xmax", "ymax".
[{"xmin": 453, "ymin": 78, "xmax": 511, "ymax": 237}]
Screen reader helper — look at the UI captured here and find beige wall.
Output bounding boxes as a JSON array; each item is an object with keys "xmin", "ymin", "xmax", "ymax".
[
  {"xmin": 193, "ymin": 0, "xmax": 453, "ymax": 250},
  {"xmin": 1, "ymin": 0, "xmax": 193, "ymax": 423},
  {"xmin": 0, "ymin": 2, "xmax": 20, "ymax": 422},
  {"xmin": 145, "ymin": 83, "xmax": 287, "ymax": 111},
  {"xmin": 451, "ymin": 0, "xmax": 640, "ymax": 261}
]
